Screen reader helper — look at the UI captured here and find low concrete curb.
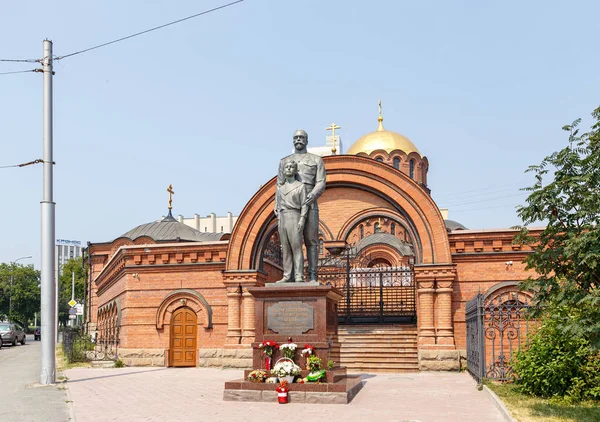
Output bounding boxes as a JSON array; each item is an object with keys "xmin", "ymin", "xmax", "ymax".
[{"xmin": 483, "ymin": 385, "xmax": 516, "ymax": 422}]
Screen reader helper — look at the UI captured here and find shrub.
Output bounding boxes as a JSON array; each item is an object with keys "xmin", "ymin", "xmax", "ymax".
[
  {"xmin": 514, "ymin": 312, "xmax": 600, "ymax": 402},
  {"xmin": 114, "ymin": 358, "xmax": 125, "ymax": 368}
]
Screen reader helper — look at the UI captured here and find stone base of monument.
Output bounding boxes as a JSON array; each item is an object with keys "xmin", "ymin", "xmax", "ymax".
[
  {"xmin": 223, "ymin": 370, "xmax": 364, "ymax": 404},
  {"xmin": 223, "ymin": 283, "xmax": 364, "ymax": 404}
]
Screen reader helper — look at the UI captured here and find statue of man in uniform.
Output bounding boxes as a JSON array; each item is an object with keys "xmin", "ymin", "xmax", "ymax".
[{"xmin": 276, "ymin": 129, "xmax": 326, "ymax": 282}]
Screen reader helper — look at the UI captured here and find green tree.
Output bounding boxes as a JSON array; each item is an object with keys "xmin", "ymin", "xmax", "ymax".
[
  {"xmin": 515, "ymin": 105, "xmax": 600, "ymax": 348},
  {"xmin": 58, "ymin": 257, "xmax": 86, "ymax": 326},
  {"xmin": 0, "ymin": 263, "xmax": 41, "ymax": 325}
]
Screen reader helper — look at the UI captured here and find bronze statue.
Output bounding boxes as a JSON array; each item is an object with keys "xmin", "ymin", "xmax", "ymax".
[
  {"xmin": 274, "ymin": 161, "xmax": 308, "ymax": 282},
  {"xmin": 276, "ymin": 129, "xmax": 326, "ymax": 282}
]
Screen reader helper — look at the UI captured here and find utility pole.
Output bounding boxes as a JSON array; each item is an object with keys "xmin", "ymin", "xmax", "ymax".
[
  {"xmin": 70, "ymin": 272, "xmax": 75, "ymax": 327},
  {"xmin": 40, "ymin": 39, "xmax": 56, "ymax": 386}
]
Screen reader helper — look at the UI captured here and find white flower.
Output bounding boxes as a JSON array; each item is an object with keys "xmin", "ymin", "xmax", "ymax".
[
  {"xmin": 300, "ymin": 347, "xmax": 313, "ymax": 357},
  {"xmin": 271, "ymin": 358, "xmax": 301, "ymax": 377},
  {"xmin": 279, "ymin": 343, "xmax": 297, "ymax": 351}
]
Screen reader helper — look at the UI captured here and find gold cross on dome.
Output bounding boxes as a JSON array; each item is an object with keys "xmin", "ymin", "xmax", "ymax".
[
  {"xmin": 167, "ymin": 184, "xmax": 175, "ymax": 210},
  {"xmin": 326, "ymin": 123, "xmax": 341, "ymax": 154},
  {"xmin": 378, "ymin": 100, "xmax": 382, "ymax": 117}
]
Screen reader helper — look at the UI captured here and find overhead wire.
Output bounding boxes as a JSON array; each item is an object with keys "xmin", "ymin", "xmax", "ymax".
[
  {"xmin": 0, "ymin": 58, "xmax": 40, "ymax": 63},
  {"xmin": 54, "ymin": 0, "xmax": 244, "ymax": 61},
  {"xmin": 439, "ymin": 192, "xmax": 527, "ymax": 208},
  {"xmin": 0, "ymin": 159, "xmax": 46, "ymax": 169},
  {"xmin": 0, "ymin": 69, "xmax": 39, "ymax": 76}
]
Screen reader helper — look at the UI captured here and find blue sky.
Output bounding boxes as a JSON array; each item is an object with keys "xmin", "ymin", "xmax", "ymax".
[{"xmin": 1, "ymin": 0, "xmax": 599, "ymax": 268}]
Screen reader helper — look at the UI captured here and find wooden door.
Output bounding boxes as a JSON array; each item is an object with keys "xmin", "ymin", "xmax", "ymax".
[{"xmin": 170, "ymin": 308, "xmax": 197, "ymax": 367}]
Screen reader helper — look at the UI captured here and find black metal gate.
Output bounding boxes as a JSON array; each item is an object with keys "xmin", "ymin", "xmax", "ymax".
[
  {"xmin": 318, "ymin": 250, "xmax": 416, "ymax": 324},
  {"xmin": 466, "ymin": 289, "xmax": 532, "ymax": 383},
  {"xmin": 466, "ymin": 294, "xmax": 485, "ymax": 383},
  {"xmin": 63, "ymin": 328, "xmax": 119, "ymax": 363}
]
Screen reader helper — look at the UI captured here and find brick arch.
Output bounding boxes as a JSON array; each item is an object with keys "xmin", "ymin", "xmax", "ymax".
[
  {"xmin": 337, "ymin": 207, "xmax": 420, "ymax": 261},
  {"xmin": 156, "ymin": 289, "xmax": 213, "ymax": 330},
  {"xmin": 359, "ymin": 244, "xmax": 405, "ymax": 267},
  {"xmin": 226, "ymin": 155, "xmax": 450, "ymax": 270}
]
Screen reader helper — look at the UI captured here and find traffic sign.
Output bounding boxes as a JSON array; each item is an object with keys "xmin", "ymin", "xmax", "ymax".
[
  {"xmin": 69, "ymin": 314, "xmax": 76, "ymax": 320},
  {"xmin": 68, "ymin": 299, "xmax": 77, "ymax": 307},
  {"xmin": 75, "ymin": 304, "xmax": 84, "ymax": 316},
  {"xmin": 68, "ymin": 308, "xmax": 77, "ymax": 315}
]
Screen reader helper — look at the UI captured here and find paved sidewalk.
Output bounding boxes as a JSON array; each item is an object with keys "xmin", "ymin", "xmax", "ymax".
[
  {"xmin": 65, "ymin": 367, "xmax": 506, "ymax": 422},
  {"xmin": 0, "ymin": 336, "xmax": 70, "ymax": 422}
]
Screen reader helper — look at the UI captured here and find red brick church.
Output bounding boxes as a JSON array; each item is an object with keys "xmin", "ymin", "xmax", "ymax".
[{"xmin": 86, "ymin": 109, "xmax": 538, "ymax": 371}]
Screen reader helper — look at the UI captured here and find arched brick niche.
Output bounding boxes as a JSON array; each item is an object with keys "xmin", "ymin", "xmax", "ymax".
[
  {"xmin": 156, "ymin": 289, "xmax": 213, "ymax": 330},
  {"xmin": 356, "ymin": 150, "xmax": 429, "ymax": 190},
  {"xmin": 226, "ymin": 155, "xmax": 450, "ymax": 272}
]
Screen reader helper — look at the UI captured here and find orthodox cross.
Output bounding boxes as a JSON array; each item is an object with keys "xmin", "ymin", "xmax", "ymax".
[
  {"xmin": 378, "ymin": 100, "xmax": 382, "ymax": 117},
  {"xmin": 326, "ymin": 123, "xmax": 341, "ymax": 154},
  {"xmin": 167, "ymin": 184, "xmax": 174, "ymax": 210}
]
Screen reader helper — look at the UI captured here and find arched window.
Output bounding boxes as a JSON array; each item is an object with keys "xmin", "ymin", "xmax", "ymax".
[
  {"xmin": 374, "ymin": 222, "xmax": 381, "ymax": 233},
  {"xmin": 376, "ymin": 157, "xmax": 383, "ymax": 163},
  {"xmin": 393, "ymin": 157, "xmax": 400, "ymax": 169},
  {"xmin": 409, "ymin": 159, "xmax": 415, "ymax": 179},
  {"xmin": 359, "ymin": 225, "xmax": 364, "ymax": 239},
  {"xmin": 391, "ymin": 223, "xmax": 396, "ymax": 235}
]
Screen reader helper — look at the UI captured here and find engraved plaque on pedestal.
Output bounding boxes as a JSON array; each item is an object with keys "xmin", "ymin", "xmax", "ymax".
[{"xmin": 267, "ymin": 301, "xmax": 314, "ymax": 335}]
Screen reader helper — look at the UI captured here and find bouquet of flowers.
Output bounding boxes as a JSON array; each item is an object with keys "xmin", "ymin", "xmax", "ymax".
[
  {"xmin": 279, "ymin": 342, "xmax": 297, "ymax": 359},
  {"xmin": 300, "ymin": 344, "xmax": 315, "ymax": 357},
  {"xmin": 258, "ymin": 340, "xmax": 278, "ymax": 357},
  {"xmin": 306, "ymin": 355, "xmax": 322, "ymax": 373},
  {"xmin": 271, "ymin": 358, "xmax": 302, "ymax": 378},
  {"xmin": 247, "ymin": 370, "xmax": 268, "ymax": 383}
]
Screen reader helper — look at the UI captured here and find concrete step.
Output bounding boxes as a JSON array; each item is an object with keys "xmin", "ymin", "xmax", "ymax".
[
  {"xmin": 341, "ymin": 347, "xmax": 417, "ymax": 354},
  {"xmin": 341, "ymin": 357, "xmax": 418, "ymax": 364},
  {"xmin": 343, "ymin": 364, "xmax": 419, "ymax": 373},
  {"xmin": 91, "ymin": 360, "xmax": 115, "ymax": 368},
  {"xmin": 339, "ymin": 339, "xmax": 417, "ymax": 345}
]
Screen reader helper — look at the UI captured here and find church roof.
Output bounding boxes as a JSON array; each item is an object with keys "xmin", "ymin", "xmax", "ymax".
[
  {"xmin": 444, "ymin": 219, "xmax": 468, "ymax": 231},
  {"xmin": 117, "ymin": 211, "xmax": 225, "ymax": 243},
  {"xmin": 346, "ymin": 107, "xmax": 421, "ymax": 156},
  {"xmin": 355, "ymin": 232, "xmax": 414, "ymax": 256}
]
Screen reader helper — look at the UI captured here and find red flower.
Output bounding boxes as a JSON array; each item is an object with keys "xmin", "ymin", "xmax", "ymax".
[{"xmin": 258, "ymin": 340, "xmax": 279, "ymax": 357}]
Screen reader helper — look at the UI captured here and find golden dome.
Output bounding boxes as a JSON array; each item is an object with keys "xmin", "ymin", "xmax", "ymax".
[{"xmin": 347, "ymin": 112, "xmax": 420, "ymax": 156}]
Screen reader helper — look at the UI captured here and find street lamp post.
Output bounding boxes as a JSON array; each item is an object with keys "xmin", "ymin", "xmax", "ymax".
[{"xmin": 9, "ymin": 256, "xmax": 33, "ymax": 319}]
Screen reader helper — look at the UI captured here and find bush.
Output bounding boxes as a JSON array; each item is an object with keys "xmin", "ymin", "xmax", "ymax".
[
  {"xmin": 114, "ymin": 358, "xmax": 125, "ymax": 368},
  {"xmin": 514, "ymin": 312, "xmax": 600, "ymax": 402}
]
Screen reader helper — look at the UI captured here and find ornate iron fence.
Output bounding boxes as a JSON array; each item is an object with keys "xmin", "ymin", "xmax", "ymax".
[
  {"xmin": 466, "ymin": 289, "xmax": 533, "ymax": 383},
  {"xmin": 466, "ymin": 293, "xmax": 484, "ymax": 383},
  {"xmin": 63, "ymin": 328, "xmax": 119, "ymax": 363},
  {"xmin": 318, "ymin": 267, "xmax": 416, "ymax": 324}
]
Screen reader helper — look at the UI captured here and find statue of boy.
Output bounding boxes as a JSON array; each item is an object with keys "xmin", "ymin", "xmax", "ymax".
[
  {"xmin": 277, "ymin": 129, "xmax": 326, "ymax": 282},
  {"xmin": 275, "ymin": 161, "xmax": 308, "ymax": 283}
]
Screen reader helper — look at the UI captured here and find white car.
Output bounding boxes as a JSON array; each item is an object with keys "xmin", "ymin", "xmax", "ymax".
[{"xmin": 0, "ymin": 323, "xmax": 26, "ymax": 346}]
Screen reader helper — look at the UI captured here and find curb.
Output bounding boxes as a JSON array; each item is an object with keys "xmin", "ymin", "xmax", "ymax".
[{"xmin": 483, "ymin": 385, "xmax": 516, "ymax": 422}]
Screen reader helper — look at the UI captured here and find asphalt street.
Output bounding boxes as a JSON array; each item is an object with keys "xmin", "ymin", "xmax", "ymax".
[{"xmin": 0, "ymin": 334, "xmax": 70, "ymax": 421}]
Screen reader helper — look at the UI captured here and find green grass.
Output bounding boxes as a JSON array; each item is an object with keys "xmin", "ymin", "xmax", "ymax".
[{"xmin": 487, "ymin": 382, "xmax": 600, "ymax": 422}]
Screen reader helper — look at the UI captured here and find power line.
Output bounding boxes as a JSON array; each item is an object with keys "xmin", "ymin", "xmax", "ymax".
[
  {"xmin": 0, "ymin": 159, "xmax": 45, "ymax": 169},
  {"xmin": 439, "ymin": 192, "xmax": 527, "ymax": 208},
  {"xmin": 0, "ymin": 69, "xmax": 39, "ymax": 76},
  {"xmin": 54, "ymin": 0, "xmax": 244, "ymax": 61},
  {"xmin": 433, "ymin": 183, "xmax": 525, "ymax": 199},
  {"xmin": 450, "ymin": 203, "xmax": 521, "ymax": 213},
  {"xmin": 0, "ymin": 58, "xmax": 40, "ymax": 63}
]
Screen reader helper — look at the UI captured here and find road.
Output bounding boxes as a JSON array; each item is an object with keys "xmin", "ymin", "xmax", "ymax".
[{"xmin": 0, "ymin": 334, "xmax": 70, "ymax": 421}]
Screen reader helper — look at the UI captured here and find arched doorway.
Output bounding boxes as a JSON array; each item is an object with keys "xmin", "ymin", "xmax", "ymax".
[{"xmin": 170, "ymin": 307, "xmax": 197, "ymax": 367}]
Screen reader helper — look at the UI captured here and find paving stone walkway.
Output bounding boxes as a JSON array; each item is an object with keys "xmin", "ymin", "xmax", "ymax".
[{"xmin": 65, "ymin": 367, "xmax": 507, "ymax": 422}]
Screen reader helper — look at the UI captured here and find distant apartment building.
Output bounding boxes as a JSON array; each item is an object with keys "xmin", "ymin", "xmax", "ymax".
[
  {"xmin": 55, "ymin": 239, "xmax": 83, "ymax": 277},
  {"xmin": 172, "ymin": 212, "xmax": 238, "ymax": 234}
]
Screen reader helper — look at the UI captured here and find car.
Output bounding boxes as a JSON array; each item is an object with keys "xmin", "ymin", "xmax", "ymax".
[
  {"xmin": 34, "ymin": 326, "xmax": 41, "ymax": 341},
  {"xmin": 0, "ymin": 323, "xmax": 26, "ymax": 346}
]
